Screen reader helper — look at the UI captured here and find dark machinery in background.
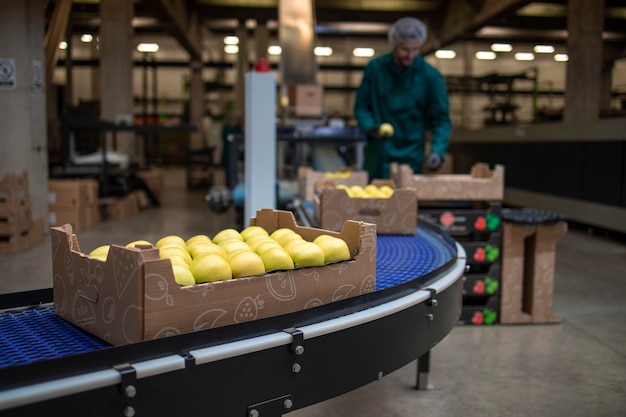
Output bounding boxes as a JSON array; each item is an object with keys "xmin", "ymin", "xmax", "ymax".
[
  {"xmin": 49, "ymin": 117, "xmax": 196, "ymax": 206},
  {"xmin": 206, "ymin": 125, "xmax": 367, "ymax": 227}
]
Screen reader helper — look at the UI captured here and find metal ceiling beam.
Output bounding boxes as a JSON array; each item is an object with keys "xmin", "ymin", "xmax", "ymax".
[
  {"xmin": 152, "ymin": 0, "xmax": 203, "ymax": 59},
  {"xmin": 435, "ymin": 0, "xmax": 533, "ymax": 49},
  {"xmin": 44, "ymin": 0, "xmax": 72, "ymax": 86}
]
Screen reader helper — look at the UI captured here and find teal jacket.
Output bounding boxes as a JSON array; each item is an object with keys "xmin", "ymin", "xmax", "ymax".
[{"xmin": 354, "ymin": 53, "xmax": 451, "ymax": 178}]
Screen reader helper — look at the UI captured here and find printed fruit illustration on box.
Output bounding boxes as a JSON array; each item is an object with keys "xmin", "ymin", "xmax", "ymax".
[
  {"xmin": 472, "ymin": 244, "xmax": 500, "ymax": 262},
  {"xmin": 472, "ymin": 277, "xmax": 499, "ymax": 295},
  {"xmin": 85, "ymin": 225, "xmax": 354, "ymax": 286},
  {"xmin": 473, "ymin": 213, "xmax": 500, "ymax": 231},
  {"xmin": 471, "ymin": 308, "xmax": 497, "ymax": 325}
]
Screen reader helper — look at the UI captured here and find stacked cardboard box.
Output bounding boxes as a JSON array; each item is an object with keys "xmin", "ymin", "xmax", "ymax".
[
  {"xmin": 391, "ymin": 162, "xmax": 504, "ymax": 201},
  {"xmin": 48, "ymin": 178, "xmax": 100, "ymax": 232},
  {"xmin": 103, "ymin": 192, "xmax": 140, "ymax": 220},
  {"xmin": 136, "ymin": 168, "xmax": 164, "ymax": 202},
  {"xmin": 298, "ymin": 166, "xmax": 369, "ymax": 201},
  {"xmin": 314, "ymin": 179, "xmax": 418, "ymax": 235},
  {"xmin": 288, "ymin": 84, "xmax": 324, "ymax": 117},
  {"xmin": 0, "ymin": 171, "xmax": 44, "ymax": 254}
]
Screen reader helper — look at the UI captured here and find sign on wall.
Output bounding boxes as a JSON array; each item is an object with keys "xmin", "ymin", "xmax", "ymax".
[{"xmin": 0, "ymin": 58, "xmax": 16, "ymax": 89}]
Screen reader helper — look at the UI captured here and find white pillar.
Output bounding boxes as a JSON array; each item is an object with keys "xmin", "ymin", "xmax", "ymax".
[{"xmin": 244, "ymin": 72, "xmax": 276, "ymax": 226}]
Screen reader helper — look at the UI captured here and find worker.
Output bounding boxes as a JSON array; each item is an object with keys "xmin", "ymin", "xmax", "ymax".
[
  {"xmin": 220, "ymin": 111, "xmax": 243, "ymax": 187},
  {"xmin": 354, "ymin": 17, "xmax": 452, "ymax": 179}
]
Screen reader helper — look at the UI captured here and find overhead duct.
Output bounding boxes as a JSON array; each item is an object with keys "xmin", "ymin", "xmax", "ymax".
[{"xmin": 278, "ymin": 0, "xmax": 318, "ymax": 86}]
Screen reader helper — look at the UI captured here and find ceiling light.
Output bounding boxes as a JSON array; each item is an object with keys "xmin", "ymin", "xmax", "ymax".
[
  {"xmin": 59, "ymin": 41, "xmax": 68, "ymax": 50},
  {"xmin": 491, "ymin": 43, "xmax": 512, "ymax": 52},
  {"xmin": 353, "ymin": 47, "xmax": 375, "ymax": 58},
  {"xmin": 223, "ymin": 36, "xmax": 239, "ymax": 45},
  {"xmin": 554, "ymin": 53, "xmax": 569, "ymax": 62},
  {"xmin": 475, "ymin": 51, "xmax": 496, "ymax": 60},
  {"xmin": 267, "ymin": 45, "xmax": 282, "ymax": 55},
  {"xmin": 435, "ymin": 50, "xmax": 456, "ymax": 59},
  {"xmin": 534, "ymin": 45, "xmax": 555, "ymax": 53},
  {"xmin": 137, "ymin": 43, "xmax": 159, "ymax": 53},
  {"xmin": 224, "ymin": 45, "xmax": 239, "ymax": 54},
  {"xmin": 314, "ymin": 46, "xmax": 333, "ymax": 57},
  {"xmin": 515, "ymin": 52, "xmax": 535, "ymax": 61},
  {"xmin": 80, "ymin": 34, "xmax": 93, "ymax": 43}
]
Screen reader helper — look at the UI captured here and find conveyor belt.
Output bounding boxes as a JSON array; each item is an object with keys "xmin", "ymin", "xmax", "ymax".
[{"xmin": 0, "ymin": 225, "xmax": 455, "ymax": 371}]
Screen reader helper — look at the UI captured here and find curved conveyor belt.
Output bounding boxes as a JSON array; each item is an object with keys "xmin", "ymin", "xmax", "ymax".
[{"xmin": 0, "ymin": 222, "xmax": 465, "ymax": 417}]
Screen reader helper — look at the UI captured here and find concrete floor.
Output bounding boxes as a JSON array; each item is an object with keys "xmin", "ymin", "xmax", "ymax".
[{"xmin": 1, "ymin": 168, "xmax": 625, "ymax": 416}]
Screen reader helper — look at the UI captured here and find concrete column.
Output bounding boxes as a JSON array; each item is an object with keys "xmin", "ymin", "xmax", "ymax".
[
  {"xmin": 91, "ymin": 38, "xmax": 100, "ymax": 101},
  {"xmin": 563, "ymin": 0, "xmax": 605, "ymax": 122},
  {"xmin": 234, "ymin": 25, "xmax": 248, "ymax": 116},
  {"xmin": 599, "ymin": 58, "xmax": 614, "ymax": 114},
  {"xmin": 254, "ymin": 24, "xmax": 269, "ymax": 62},
  {"xmin": 0, "ymin": 0, "xmax": 48, "ymax": 221},
  {"xmin": 99, "ymin": 0, "xmax": 134, "ymax": 155},
  {"xmin": 461, "ymin": 41, "xmax": 473, "ymax": 129},
  {"xmin": 189, "ymin": 59, "xmax": 205, "ymax": 150}
]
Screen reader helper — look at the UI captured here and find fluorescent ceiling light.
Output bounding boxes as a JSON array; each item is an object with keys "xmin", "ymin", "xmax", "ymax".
[
  {"xmin": 515, "ymin": 52, "xmax": 535, "ymax": 61},
  {"xmin": 353, "ymin": 47, "xmax": 375, "ymax": 57},
  {"xmin": 314, "ymin": 46, "xmax": 333, "ymax": 57},
  {"xmin": 223, "ymin": 35, "xmax": 239, "ymax": 45},
  {"xmin": 137, "ymin": 43, "xmax": 159, "ymax": 53},
  {"xmin": 80, "ymin": 34, "xmax": 93, "ymax": 43},
  {"xmin": 435, "ymin": 50, "xmax": 456, "ymax": 59},
  {"xmin": 491, "ymin": 43, "xmax": 512, "ymax": 52},
  {"xmin": 59, "ymin": 41, "xmax": 68, "ymax": 50},
  {"xmin": 224, "ymin": 45, "xmax": 239, "ymax": 54},
  {"xmin": 267, "ymin": 45, "xmax": 282, "ymax": 55},
  {"xmin": 534, "ymin": 44, "xmax": 555, "ymax": 53},
  {"xmin": 475, "ymin": 51, "xmax": 496, "ymax": 60},
  {"xmin": 554, "ymin": 53, "xmax": 569, "ymax": 62}
]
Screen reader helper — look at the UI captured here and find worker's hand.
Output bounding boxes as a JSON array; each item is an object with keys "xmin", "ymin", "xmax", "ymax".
[
  {"xmin": 367, "ymin": 125, "xmax": 392, "ymax": 140},
  {"xmin": 426, "ymin": 153, "xmax": 443, "ymax": 171}
]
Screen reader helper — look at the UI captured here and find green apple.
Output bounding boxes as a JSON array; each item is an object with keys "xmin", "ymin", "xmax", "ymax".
[{"xmin": 379, "ymin": 123, "xmax": 394, "ymax": 136}]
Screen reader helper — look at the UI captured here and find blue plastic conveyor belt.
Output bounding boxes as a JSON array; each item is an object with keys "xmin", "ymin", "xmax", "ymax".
[{"xmin": 0, "ymin": 226, "xmax": 456, "ymax": 370}]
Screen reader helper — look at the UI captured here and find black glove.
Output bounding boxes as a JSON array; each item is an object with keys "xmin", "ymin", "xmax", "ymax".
[{"xmin": 426, "ymin": 153, "xmax": 443, "ymax": 171}]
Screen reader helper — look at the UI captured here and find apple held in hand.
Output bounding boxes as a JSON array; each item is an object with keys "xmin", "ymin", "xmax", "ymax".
[{"xmin": 379, "ymin": 123, "xmax": 394, "ymax": 136}]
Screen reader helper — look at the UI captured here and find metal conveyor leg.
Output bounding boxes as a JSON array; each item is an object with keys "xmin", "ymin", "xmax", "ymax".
[{"xmin": 416, "ymin": 350, "xmax": 430, "ymax": 390}]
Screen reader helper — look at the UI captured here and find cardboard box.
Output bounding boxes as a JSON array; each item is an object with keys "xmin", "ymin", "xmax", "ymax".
[
  {"xmin": 82, "ymin": 178, "xmax": 100, "ymax": 207},
  {"xmin": 52, "ymin": 209, "xmax": 377, "ymax": 345},
  {"xmin": 314, "ymin": 180, "xmax": 418, "ymax": 235},
  {"xmin": 49, "ymin": 208, "xmax": 87, "ymax": 232},
  {"xmin": 136, "ymin": 168, "xmax": 164, "ymax": 201},
  {"xmin": 0, "ymin": 212, "xmax": 32, "ymax": 235},
  {"xmin": 48, "ymin": 179, "xmax": 89, "ymax": 209},
  {"xmin": 500, "ymin": 221, "xmax": 567, "ymax": 324},
  {"xmin": 29, "ymin": 214, "xmax": 45, "ymax": 246},
  {"xmin": 391, "ymin": 162, "xmax": 505, "ymax": 201},
  {"xmin": 288, "ymin": 84, "xmax": 323, "ymax": 117},
  {"xmin": 85, "ymin": 206, "xmax": 102, "ymax": 229},
  {"xmin": 0, "ymin": 229, "xmax": 31, "ymax": 254},
  {"xmin": 105, "ymin": 193, "xmax": 140, "ymax": 220},
  {"xmin": 0, "ymin": 171, "xmax": 30, "ymax": 215},
  {"xmin": 298, "ymin": 167, "xmax": 369, "ymax": 201}
]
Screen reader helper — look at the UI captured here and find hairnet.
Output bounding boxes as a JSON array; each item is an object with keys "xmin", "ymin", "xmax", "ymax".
[{"xmin": 388, "ymin": 17, "xmax": 428, "ymax": 47}]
